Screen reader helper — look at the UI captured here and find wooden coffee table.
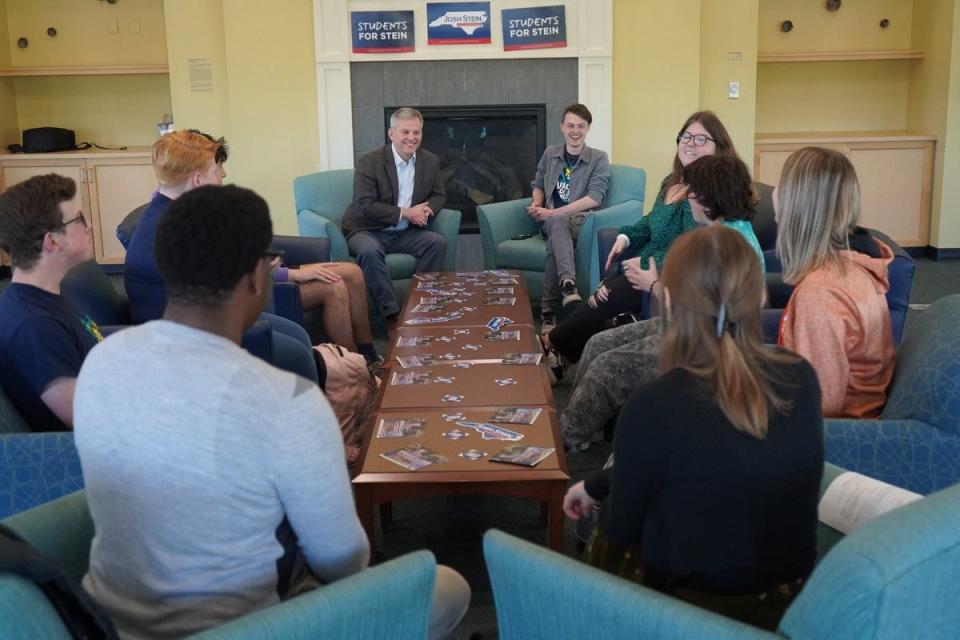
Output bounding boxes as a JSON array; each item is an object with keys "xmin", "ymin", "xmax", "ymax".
[
  {"xmin": 353, "ymin": 406, "xmax": 569, "ymax": 550},
  {"xmin": 353, "ymin": 270, "xmax": 570, "ymax": 550}
]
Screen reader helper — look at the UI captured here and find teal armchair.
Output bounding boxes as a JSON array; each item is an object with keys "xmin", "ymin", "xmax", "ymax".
[
  {"xmin": 1, "ymin": 491, "xmax": 438, "ymax": 640},
  {"xmin": 484, "ymin": 464, "xmax": 959, "ymax": 639},
  {"xmin": 294, "ymin": 169, "xmax": 461, "ymax": 301},
  {"xmin": 477, "ymin": 164, "xmax": 646, "ymax": 306}
]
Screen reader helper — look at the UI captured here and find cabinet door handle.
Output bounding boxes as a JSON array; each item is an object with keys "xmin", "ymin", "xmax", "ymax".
[
  {"xmin": 79, "ymin": 167, "xmax": 86, "ymax": 183},
  {"xmin": 88, "ymin": 167, "xmax": 96, "ymax": 184}
]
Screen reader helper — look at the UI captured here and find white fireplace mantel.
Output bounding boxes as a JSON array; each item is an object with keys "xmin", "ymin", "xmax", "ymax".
[{"xmin": 312, "ymin": 0, "xmax": 613, "ymax": 170}]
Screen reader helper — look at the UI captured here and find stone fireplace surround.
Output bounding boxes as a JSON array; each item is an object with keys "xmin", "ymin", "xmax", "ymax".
[{"xmin": 349, "ymin": 59, "xmax": 578, "ymax": 166}]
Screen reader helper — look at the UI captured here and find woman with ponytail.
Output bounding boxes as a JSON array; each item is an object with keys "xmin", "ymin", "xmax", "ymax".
[{"xmin": 563, "ymin": 224, "xmax": 824, "ymax": 630}]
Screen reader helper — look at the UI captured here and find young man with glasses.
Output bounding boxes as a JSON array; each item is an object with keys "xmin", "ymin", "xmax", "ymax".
[{"xmin": 0, "ymin": 174, "xmax": 102, "ymax": 430}]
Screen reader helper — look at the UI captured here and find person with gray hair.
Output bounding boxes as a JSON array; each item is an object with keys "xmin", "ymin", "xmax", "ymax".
[{"xmin": 342, "ymin": 107, "xmax": 448, "ymax": 325}]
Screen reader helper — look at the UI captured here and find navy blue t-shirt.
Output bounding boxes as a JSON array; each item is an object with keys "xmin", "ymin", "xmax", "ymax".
[
  {"xmin": 0, "ymin": 283, "xmax": 103, "ymax": 431},
  {"xmin": 124, "ymin": 192, "xmax": 172, "ymax": 324}
]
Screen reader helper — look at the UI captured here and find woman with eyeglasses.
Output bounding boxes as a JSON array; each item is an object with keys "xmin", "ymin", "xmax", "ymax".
[
  {"xmin": 542, "ymin": 111, "xmax": 742, "ymax": 368},
  {"xmin": 559, "ymin": 154, "xmax": 765, "ymax": 451},
  {"xmin": 563, "ymin": 224, "xmax": 824, "ymax": 630}
]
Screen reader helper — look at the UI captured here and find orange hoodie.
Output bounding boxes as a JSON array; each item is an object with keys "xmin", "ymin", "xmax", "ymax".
[{"xmin": 778, "ymin": 239, "xmax": 895, "ymax": 418}]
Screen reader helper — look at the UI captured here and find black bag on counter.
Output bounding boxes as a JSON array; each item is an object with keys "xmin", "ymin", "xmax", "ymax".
[{"xmin": 22, "ymin": 127, "xmax": 77, "ymax": 153}]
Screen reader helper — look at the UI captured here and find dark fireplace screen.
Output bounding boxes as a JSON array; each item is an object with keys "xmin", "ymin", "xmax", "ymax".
[{"xmin": 385, "ymin": 105, "xmax": 546, "ymax": 230}]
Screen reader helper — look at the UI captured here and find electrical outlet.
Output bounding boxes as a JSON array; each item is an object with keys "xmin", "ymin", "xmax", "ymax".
[
  {"xmin": 106, "ymin": 17, "xmax": 119, "ymax": 35},
  {"xmin": 728, "ymin": 81, "xmax": 740, "ymax": 99},
  {"xmin": 131, "ymin": 18, "xmax": 142, "ymax": 35}
]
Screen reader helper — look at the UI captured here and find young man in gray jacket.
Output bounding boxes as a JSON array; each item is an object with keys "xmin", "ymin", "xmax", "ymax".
[{"xmin": 528, "ymin": 103, "xmax": 610, "ymax": 330}]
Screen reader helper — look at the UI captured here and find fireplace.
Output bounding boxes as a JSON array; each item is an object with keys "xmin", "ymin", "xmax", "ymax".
[{"xmin": 384, "ymin": 105, "xmax": 546, "ymax": 230}]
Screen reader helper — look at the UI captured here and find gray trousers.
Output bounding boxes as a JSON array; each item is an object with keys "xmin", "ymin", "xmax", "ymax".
[
  {"xmin": 347, "ymin": 227, "xmax": 446, "ymax": 317},
  {"xmin": 560, "ymin": 318, "xmax": 662, "ymax": 448},
  {"xmin": 541, "ymin": 212, "xmax": 588, "ymax": 315}
]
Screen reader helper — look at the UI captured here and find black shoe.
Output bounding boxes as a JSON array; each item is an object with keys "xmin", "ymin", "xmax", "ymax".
[
  {"xmin": 561, "ymin": 280, "xmax": 581, "ymax": 307},
  {"xmin": 366, "ymin": 356, "xmax": 385, "ymax": 379}
]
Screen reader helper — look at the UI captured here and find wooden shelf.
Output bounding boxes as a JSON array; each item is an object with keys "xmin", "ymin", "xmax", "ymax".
[
  {"xmin": 757, "ymin": 50, "xmax": 924, "ymax": 63},
  {"xmin": 0, "ymin": 65, "xmax": 168, "ymax": 77},
  {"xmin": 756, "ymin": 130, "xmax": 937, "ymax": 144}
]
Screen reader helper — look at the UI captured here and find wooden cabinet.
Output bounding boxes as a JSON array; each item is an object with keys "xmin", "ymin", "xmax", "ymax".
[
  {"xmin": 0, "ymin": 148, "xmax": 154, "ymax": 265},
  {"xmin": 754, "ymin": 132, "xmax": 935, "ymax": 248}
]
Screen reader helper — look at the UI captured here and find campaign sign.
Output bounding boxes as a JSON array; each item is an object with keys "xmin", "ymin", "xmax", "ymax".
[
  {"xmin": 502, "ymin": 5, "xmax": 566, "ymax": 51},
  {"xmin": 427, "ymin": 2, "xmax": 491, "ymax": 45},
  {"xmin": 351, "ymin": 11, "xmax": 415, "ymax": 53}
]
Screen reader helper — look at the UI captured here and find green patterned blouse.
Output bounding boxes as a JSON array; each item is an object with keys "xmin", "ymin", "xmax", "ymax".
[{"xmin": 617, "ymin": 176, "xmax": 697, "ymax": 271}]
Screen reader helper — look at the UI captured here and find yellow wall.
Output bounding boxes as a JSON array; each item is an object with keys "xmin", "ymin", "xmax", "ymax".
[
  {"xmin": 908, "ymin": 0, "xmax": 960, "ymax": 247},
  {"xmin": 13, "ymin": 75, "xmax": 171, "ymax": 146},
  {"xmin": 612, "ymin": 0, "xmax": 760, "ymax": 207},
  {"xmin": 221, "ymin": 0, "xmax": 320, "ymax": 235},
  {"xmin": 699, "ymin": 0, "xmax": 759, "ymax": 164},
  {"xmin": 0, "ymin": 0, "xmax": 19, "ymax": 147},
  {"xmin": 612, "ymin": 0, "xmax": 700, "ymax": 208},
  {"xmin": 1, "ymin": 0, "xmax": 170, "ymax": 146},
  {"xmin": 164, "ymin": 0, "xmax": 319, "ymax": 234},
  {"xmin": 163, "ymin": 0, "xmax": 231, "ymax": 142},
  {"xmin": 758, "ymin": 0, "xmax": 913, "ymax": 52},
  {"xmin": 756, "ymin": 0, "xmax": 914, "ymax": 133},
  {"xmin": 5, "ymin": 0, "xmax": 167, "ymax": 66},
  {"xmin": 757, "ymin": 60, "xmax": 911, "ymax": 133}
]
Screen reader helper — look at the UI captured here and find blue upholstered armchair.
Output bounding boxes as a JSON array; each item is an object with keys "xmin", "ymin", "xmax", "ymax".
[
  {"xmin": 484, "ymin": 471, "xmax": 960, "ymax": 640},
  {"xmin": 293, "ymin": 169, "xmax": 461, "ymax": 302},
  {"xmin": 477, "ymin": 164, "xmax": 646, "ymax": 306},
  {"xmin": 761, "ymin": 228, "xmax": 916, "ymax": 345},
  {"xmin": 824, "ymin": 294, "xmax": 960, "ymax": 495},
  {"xmin": 0, "ymin": 432, "xmax": 83, "ymax": 519},
  {"xmin": 0, "ymin": 491, "xmax": 439, "ymax": 639}
]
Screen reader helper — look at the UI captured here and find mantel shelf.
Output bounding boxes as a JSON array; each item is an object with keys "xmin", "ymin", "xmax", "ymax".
[
  {"xmin": 0, "ymin": 65, "xmax": 168, "ymax": 77},
  {"xmin": 757, "ymin": 50, "xmax": 925, "ymax": 63}
]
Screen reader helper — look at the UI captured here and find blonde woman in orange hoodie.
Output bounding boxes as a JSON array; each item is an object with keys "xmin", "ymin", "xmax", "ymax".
[{"xmin": 775, "ymin": 147, "xmax": 895, "ymax": 418}]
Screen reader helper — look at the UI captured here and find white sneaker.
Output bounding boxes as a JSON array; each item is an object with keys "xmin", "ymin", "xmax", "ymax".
[{"xmin": 539, "ymin": 315, "xmax": 557, "ymax": 336}]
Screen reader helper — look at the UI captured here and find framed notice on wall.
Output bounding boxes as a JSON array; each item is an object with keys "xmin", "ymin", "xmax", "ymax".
[
  {"xmin": 502, "ymin": 5, "xmax": 567, "ymax": 51},
  {"xmin": 351, "ymin": 11, "xmax": 415, "ymax": 53},
  {"xmin": 427, "ymin": 2, "xmax": 491, "ymax": 45}
]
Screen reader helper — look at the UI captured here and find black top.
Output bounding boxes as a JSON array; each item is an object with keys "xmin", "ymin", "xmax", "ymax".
[
  {"xmin": 585, "ymin": 354, "xmax": 824, "ymax": 594},
  {"xmin": 0, "ymin": 283, "xmax": 102, "ymax": 430}
]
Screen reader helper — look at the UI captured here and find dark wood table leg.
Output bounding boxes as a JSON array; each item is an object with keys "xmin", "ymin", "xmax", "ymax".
[
  {"xmin": 354, "ymin": 484, "xmax": 375, "ymax": 549},
  {"xmin": 380, "ymin": 501, "xmax": 393, "ymax": 531},
  {"xmin": 548, "ymin": 481, "xmax": 565, "ymax": 551}
]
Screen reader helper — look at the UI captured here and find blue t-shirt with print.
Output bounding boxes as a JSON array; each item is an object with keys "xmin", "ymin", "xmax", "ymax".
[{"xmin": 0, "ymin": 283, "xmax": 103, "ymax": 430}]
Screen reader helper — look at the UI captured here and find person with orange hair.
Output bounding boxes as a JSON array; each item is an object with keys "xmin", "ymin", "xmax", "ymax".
[{"xmin": 124, "ymin": 130, "xmax": 381, "ymax": 369}]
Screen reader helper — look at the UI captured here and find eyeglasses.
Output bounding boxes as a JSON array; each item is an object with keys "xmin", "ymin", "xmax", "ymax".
[
  {"xmin": 57, "ymin": 211, "xmax": 86, "ymax": 230},
  {"xmin": 676, "ymin": 132, "xmax": 715, "ymax": 146}
]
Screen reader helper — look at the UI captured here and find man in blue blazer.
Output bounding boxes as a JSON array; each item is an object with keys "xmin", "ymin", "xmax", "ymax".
[{"xmin": 342, "ymin": 107, "xmax": 447, "ymax": 324}]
